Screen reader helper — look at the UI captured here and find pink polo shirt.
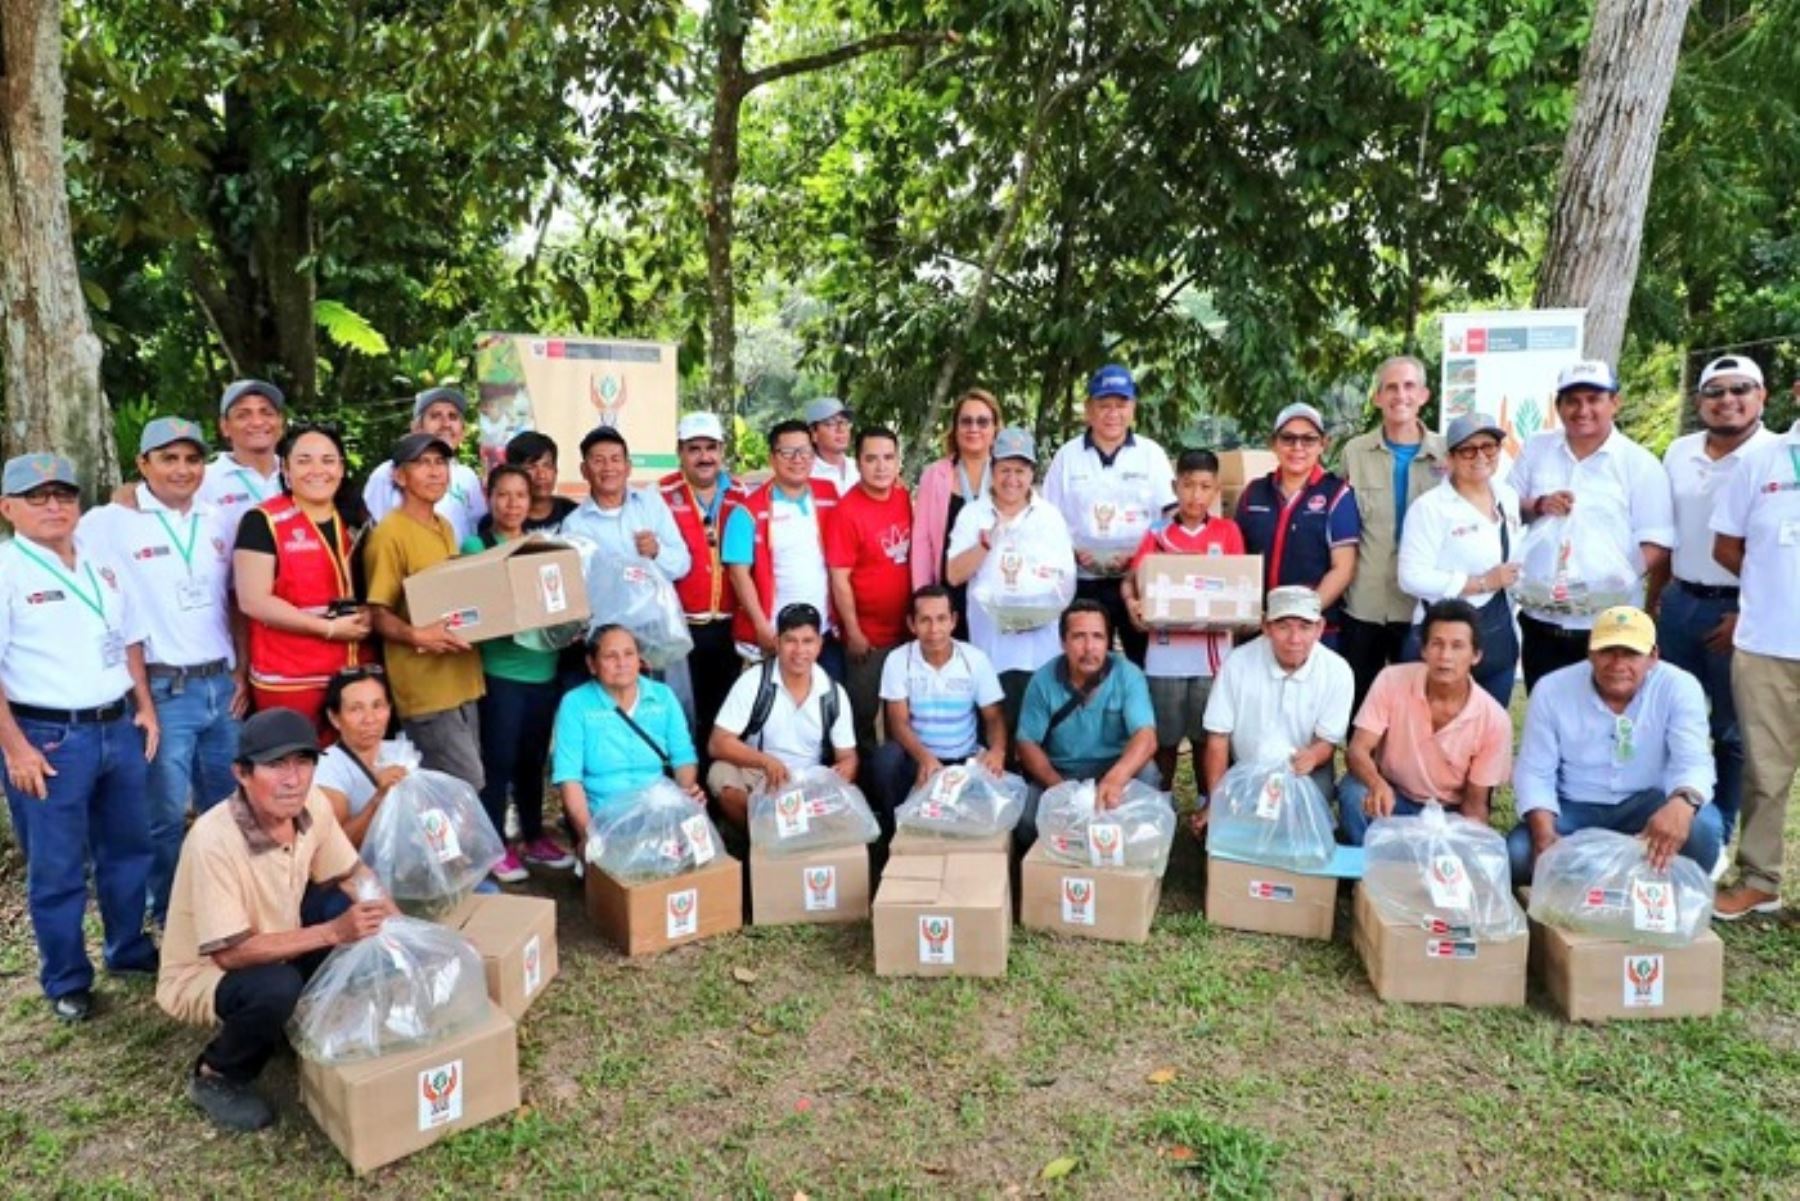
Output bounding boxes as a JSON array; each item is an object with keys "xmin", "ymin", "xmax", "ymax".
[{"xmin": 1354, "ymin": 663, "xmax": 1512, "ymax": 806}]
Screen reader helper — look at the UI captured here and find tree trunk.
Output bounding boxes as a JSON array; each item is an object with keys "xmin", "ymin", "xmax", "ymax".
[
  {"xmin": 0, "ymin": 0, "xmax": 119, "ymax": 496},
  {"xmin": 703, "ymin": 26, "xmax": 746, "ymax": 428},
  {"xmin": 1534, "ymin": 0, "xmax": 1691, "ymax": 368}
]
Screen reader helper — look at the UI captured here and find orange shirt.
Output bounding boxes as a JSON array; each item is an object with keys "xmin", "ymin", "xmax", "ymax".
[{"xmin": 1354, "ymin": 663, "xmax": 1512, "ymax": 806}]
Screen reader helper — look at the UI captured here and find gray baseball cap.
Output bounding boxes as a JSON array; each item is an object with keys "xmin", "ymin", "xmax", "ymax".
[
  {"xmin": 220, "ymin": 379, "xmax": 286, "ymax": 418},
  {"xmin": 2, "ymin": 453, "xmax": 79, "ymax": 496},
  {"xmin": 392, "ymin": 431, "xmax": 456, "ymax": 466},
  {"xmin": 139, "ymin": 416, "xmax": 211, "ymax": 456},
  {"xmin": 1445, "ymin": 412, "xmax": 1504, "ymax": 450},
  {"xmin": 804, "ymin": 397, "xmax": 851, "ymax": 426},
  {"xmin": 413, "ymin": 387, "xmax": 469, "ymax": 421},
  {"xmin": 1266, "ymin": 586, "xmax": 1323, "ymax": 622},
  {"xmin": 992, "ymin": 426, "xmax": 1037, "ymax": 465},
  {"xmin": 1273, "ymin": 402, "xmax": 1327, "ymax": 435}
]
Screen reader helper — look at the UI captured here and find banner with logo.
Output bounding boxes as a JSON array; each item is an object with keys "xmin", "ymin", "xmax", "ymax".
[{"xmin": 1439, "ymin": 309, "xmax": 1586, "ymax": 455}]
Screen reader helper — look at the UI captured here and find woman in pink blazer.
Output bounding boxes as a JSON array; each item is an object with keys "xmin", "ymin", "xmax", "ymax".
[{"xmin": 912, "ymin": 389, "xmax": 1002, "ymax": 635}]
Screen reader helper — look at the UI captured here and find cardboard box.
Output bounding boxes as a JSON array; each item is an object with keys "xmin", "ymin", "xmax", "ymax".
[
  {"xmin": 1203, "ymin": 855, "xmax": 1337, "ymax": 940},
  {"xmin": 873, "ymin": 853, "xmax": 1010, "ymax": 977},
  {"xmin": 401, "ymin": 535, "xmax": 588, "ymax": 642},
  {"xmin": 443, "ymin": 894, "xmax": 559, "ymax": 1021},
  {"xmin": 1216, "ymin": 483, "xmax": 1249, "ymax": 520},
  {"xmin": 888, "ymin": 828, "xmax": 1013, "ymax": 859},
  {"xmin": 299, "ymin": 1006, "xmax": 521, "ymax": 1175},
  {"xmin": 1019, "ymin": 842, "xmax": 1162, "ymax": 943},
  {"xmin": 750, "ymin": 845, "xmax": 871, "ymax": 926},
  {"xmin": 584, "ymin": 853, "xmax": 743, "ymax": 956},
  {"xmin": 1136, "ymin": 554, "xmax": 1264, "ymax": 629},
  {"xmin": 1530, "ymin": 916, "xmax": 1723, "ymax": 1022},
  {"xmin": 1351, "ymin": 884, "xmax": 1526, "ymax": 1007},
  {"xmin": 1215, "ymin": 449, "xmax": 1277, "ymax": 486}
]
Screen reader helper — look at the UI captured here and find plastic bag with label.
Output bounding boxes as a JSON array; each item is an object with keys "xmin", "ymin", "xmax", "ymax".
[
  {"xmin": 970, "ymin": 526, "xmax": 1075, "ymax": 633},
  {"xmin": 581, "ymin": 549, "xmax": 695, "ymax": 669},
  {"xmin": 1206, "ymin": 760, "xmax": 1335, "ymax": 871},
  {"xmin": 289, "ymin": 910, "xmax": 491, "ymax": 1064},
  {"xmin": 1037, "ymin": 778, "xmax": 1176, "ymax": 875},
  {"xmin": 1068, "ymin": 472, "xmax": 1156, "ymax": 575},
  {"xmin": 749, "ymin": 765, "xmax": 881, "ymax": 855},
  {"xmin": 359, "ymin": 741, "xmax": 505, "ymax": 919},
  {"xmin": 1527, "ymin": 827, "xmax": 1713, "ymax": 946},
  {"xmin": 584, "ymin": 778, "xmax": 724, "ymax": 884},
  {"xmin": 1513, "ymin": 510, "xmax": 1640, "ymax": 617},
  {"xmin": 896, "ymin": 763, "xmax": 1028, "ymax": 838},
  {"xmin": 1363, "ymin": 803, "xmax": 1525, "ymax": 941}
]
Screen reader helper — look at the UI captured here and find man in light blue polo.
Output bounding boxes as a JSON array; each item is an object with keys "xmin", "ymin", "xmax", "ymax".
[
  {"xmin": 1509, "ymin": 605, "xmax": 1722, "ymax": 885},
  {"xmin": 1015, "ymin": 598, "xmax": 1159, "ymax": 846}
]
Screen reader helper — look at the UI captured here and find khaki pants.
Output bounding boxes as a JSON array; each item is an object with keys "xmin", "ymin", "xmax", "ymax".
[{"xmin": 1730, "ymin": 648, "xmax": 1800, "ymax": 893}]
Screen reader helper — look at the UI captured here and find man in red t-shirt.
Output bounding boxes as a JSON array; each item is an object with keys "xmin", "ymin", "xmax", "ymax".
[{"xmin": 826, "ymin": 427, "xmax": 914, "ymax": 755}]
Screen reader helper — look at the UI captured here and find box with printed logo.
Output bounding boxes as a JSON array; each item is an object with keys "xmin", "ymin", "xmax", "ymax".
[
  {"xmin": 1203, "ymin": 855, "xmax": 1337, "ymax": 940},
  {"xmin": 1351, "ymin": 883, "xmax": 1527, "ymax": 1007},
  {"xmin": 298, "ymin": 1005, "xmax": 521, "ymax": 1175},
  {"xmin": 1019, "ymin": 842, "xmax": 1162, "ymax": 943},
  {"xmin": 443, "ymin": 893, "xmax": 559, "ymax": 1021},
  {"xmin": 873, "ymin": 853, "xmax": 1010, "ymax": 977},
  {"xmin": 1136, "ymin": 554, "xmax": 1264, "ymax": 630},
  {"xmin": 1215, "ymin": 449, "xmax": 1278, "ymax": 487},
  {"xmin": 1529, "ymin": 915, "xmax": 1722, "ymax": 1022},
  {"xmin": 584, "ymin": 853, "xmax": 743, "ymax": 957},
  {"xmin": 750, "ymin": 845, "xmax": 871, "ymax": 926},
  {"xmin": 400, "ymin": 534, "xmax": 588, "ymax": 642}
]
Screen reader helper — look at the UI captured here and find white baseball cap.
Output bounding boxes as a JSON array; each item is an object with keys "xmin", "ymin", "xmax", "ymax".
[
  {"xmin": 1555, "ymin": 360, "xmax": 1619, "ymax": 394},
  {"xmin": 676, "ymin": 412, "xmax": 725, "ymax": 443},
  {"xmin": 1266, "ymin": 586, "xmax": 1323, "ymax": 623},
  {"xmin": 1697, "ymin": 355, "xmax": 1764, "ymax": 390}
]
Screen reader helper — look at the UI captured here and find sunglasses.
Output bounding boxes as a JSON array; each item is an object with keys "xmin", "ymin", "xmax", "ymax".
[
  {"xmin": 15, "ymin": 488, "xmax": 81, "ymax": 509},
  {"xmin": 1276, "ymin": 432, "xmax": 1323, "ymax": 448},
  {"xmin": 1452, "ymin": 441, "xmax": 1502, "ymax": 460},
  {"xmin": 1698, "ymin": 383, "xmax": 1760, "ymax": 400},
  {"xmin": 957, "ymin": 415, "xmax": 995, "ymax": 429}
]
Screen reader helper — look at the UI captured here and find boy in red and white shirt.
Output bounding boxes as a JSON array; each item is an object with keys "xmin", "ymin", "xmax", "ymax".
[{"xmin": 1123, "ymin": 449, "xmax": 1247, "ymax": 788}]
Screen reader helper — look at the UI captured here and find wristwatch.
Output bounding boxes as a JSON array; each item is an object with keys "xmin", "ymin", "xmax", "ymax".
[{"xmin": 1672, "ymin": 787, "xmax": 1704, "ymax": 812}]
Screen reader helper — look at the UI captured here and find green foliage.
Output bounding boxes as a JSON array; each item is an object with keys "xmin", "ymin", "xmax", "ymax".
[{"xmin": 313, "ymin": 301, "xmax": 390, "ymax": 357}]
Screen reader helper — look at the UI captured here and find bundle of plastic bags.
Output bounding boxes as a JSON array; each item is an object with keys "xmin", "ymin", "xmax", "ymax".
[
  {"xmin": 896, "ymin": 763, "xmax": 1028, "ymax": 838},
  {"xmin": 1514, "ymin": 510, "xmax": 1639, "ymax": 617},
  {"xmin": 1069, "ymin": 474, "xmax": 1155, "ymax": 575},
  {"xmin": 289, "ymin": 908, "xmax": 490, "ymax": 1064},
  {"xmin": 360, "ymin": 742, "xmax": 505, "ymax": 918},
  {"xmin": 971, "ymin": 530, "xmax": 1075, "ymax": 633},
  {"xmin": 1527, "ymin": 828, "xmax": 1713, "ymax": 946},
  {"xmin": 580, "ymin": 549, "xmax": 695, "ymax": 669},
  {"xmin": 1206, "ymin": 760, "xmax": 1335, "ymax": 872},
  {"xmin": 1363, "ymin": 803, "xmax": 1525, "ymax": 941},
  {"xmin": 584, "ymin": 778, "xmax": 723, "ymax": 884},
  {"xmin": 1037, "ymin": 779, "xmax": 1176, "ymax": 875},
  {"xmin": 749, "ymin": 766, "xmax": 880, "ymax": 855}
]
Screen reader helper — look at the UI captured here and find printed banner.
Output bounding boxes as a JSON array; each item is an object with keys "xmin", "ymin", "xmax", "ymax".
[{"xmin": 1439, "ymin": 309, "xmax": 1586, "ymax": 456}]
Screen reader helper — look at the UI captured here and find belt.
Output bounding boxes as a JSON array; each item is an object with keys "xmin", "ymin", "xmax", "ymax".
[
  {"xmin": 147, "ymin": 659, "xmax": 233, "ymax": 680},
  {"xmin": 1675, "ymin": 579, "xmax": 1739, "ymax": 601},
  {"xmin": 1520, "ymin": 613, "xmax": 1592, "ymax": 640},
  {"xmin": 687, "ymin": 615, "xmax": 733, "ymax": 627},
  {"xmin": 11, "ymin": 698, "xmax": 130, "ymax": 725}
]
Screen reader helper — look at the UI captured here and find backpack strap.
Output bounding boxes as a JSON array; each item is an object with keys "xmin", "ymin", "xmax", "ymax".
[
  {"xmin": 740, "ymin": 658, "xmax": 779, "ymax": 747},
  {"xmin": 819, "ymin": 682, "xmax": 841, "ymax": 766}
]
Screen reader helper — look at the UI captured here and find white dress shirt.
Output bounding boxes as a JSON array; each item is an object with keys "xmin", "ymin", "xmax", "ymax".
[
  {"xmin": 78, "ymin": 486, "xmax": 236, "ymax": 668},
  {"xmin": 0, "ymin": 534, "xmax": 147, "ymax": 708},
  {"xmin": 1202, "ymin": 635, "xmax": 1354, "ymax": 765},
  {"xmin": 1663, "ymin": 425, "xmax": 1776, "ymax": 585},
  {"xmin": 1397, "ymin": 478, "xmax": 1522, "ymax": 621},
  {"xmin": 1710, "ymin": 423, "xmax": 1800, "ymax": 660},
  {"xmin": 1041, "ymin": 431, "xmax": 1177, "ymax": 579}
]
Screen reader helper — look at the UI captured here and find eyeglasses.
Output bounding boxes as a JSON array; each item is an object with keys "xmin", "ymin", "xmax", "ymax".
[
  {"xmin": 957, "ymin": 415, "xmax": 995, "ymax": 429},
  {"xmin": 1699, "ymin": 383, "xmax": 1760, "ymax": 400},
  {"xmin": 1452, "ymin": 441, "xmax": 1502, "ymax": 460},
  {"xmin": 16, "ymin": 489, "xmax": 80, "ymax": 509},
  {"xmin": 1276, "ymin": 433, "xmax": 1322, "ymax": 448},
  {"xmin": 772, "ymin": 447, "xmax": 814, "ymax": 462}
]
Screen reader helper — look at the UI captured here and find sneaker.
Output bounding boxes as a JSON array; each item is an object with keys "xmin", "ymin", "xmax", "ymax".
[
  {"xmin": 187, "ymin": 1067, "xmax": 275, "ymax": 1133},
  {"xmin": 1713, "ymin": 886, "xmax": 1782, "ymax": 922},
  {"xmin": 492, "ymin": 850, "xmax": 529, "ymax": 884},
  {"xmin": 50, "ymin": 990, "xmax": 92, "ymax": 1023},
  {"xmin": 521, "ymin": 836, "xmax": 576, "ymax": 870}
]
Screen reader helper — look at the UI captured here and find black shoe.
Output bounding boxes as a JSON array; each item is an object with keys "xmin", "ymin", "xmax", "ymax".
[
  {"xmin": 50, "ymin": 990, "xmax": 93, "ymax": 1023},
  {"xmin": 108, "ymin": 952, "xmax": 161, "ymax": 980},
  {"xmin": 187, "ymin": 1067, "xmax": 275, "ymax": 1133}
]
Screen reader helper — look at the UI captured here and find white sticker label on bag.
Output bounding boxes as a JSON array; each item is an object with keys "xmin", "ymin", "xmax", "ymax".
[
  {"xmin": 918, "ymin": 914, "xmax": 955, "ymax": 964},
  {"xmin": 1061, "ymin": 876, "xmax": 1096, "ymax": 926},
  {"xmin": 1426, "ymin": 854, "xmax": 1474, "ymax": 910},
  {"xmin": 1087, "ymin": 822, "xmax": 1125, "ymax": 867},
  {"xmin": 540, "ymin": 563, "xmax": 568, "ymax": 614},
  {"xmin": 1630, "ymin": 878, "xmax": 1677, "ymax": 934},
  {"xmin": 773, "ymin": 790, "xmax": 810, "ymax": 839},
  {"xmin": 666, "ymin": 888, "xmax": 699, "ymax": 939},
  {"xmin": 681, "ymin": 814, "xmax": 716, "ymax": 865},
  {"xmin": 1622, "ymin": 953, "xmax": 1665, "ymax": 1007},
  {"xmin": 417, "ymin": 1059, "xmax": 465, "ymax": 1130},
  {"xmin": 928, "ymin": 766, "xmax": 970, "ymax": 805},
  {"xmin": 420, "ymin": 809, "xmax": 463, "ymax": 864},
  {"xmin": 803, "ymin": 865, "xmax": 838, "ymax": 911},
  {"xmin": 1255, "ymin": 776, "xmax": 1283, "ymax": 821},
  {"xmin": 523, "ymin": 934, "xmax": 543, "ymax": 996}
]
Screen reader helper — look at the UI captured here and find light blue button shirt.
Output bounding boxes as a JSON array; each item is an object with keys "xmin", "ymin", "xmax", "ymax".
[
  {"xmin": 559, "ymin": 486, "xmax": 692, "ymax": 582},
  {"xmin": 551, "ymin": 678, "xmax": 697, "ymax": 817}
]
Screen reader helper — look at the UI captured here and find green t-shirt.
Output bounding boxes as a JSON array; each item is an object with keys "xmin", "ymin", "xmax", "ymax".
[{"xmin": 459, "ymin": 533, "xmax": 561, "ymax": 684}]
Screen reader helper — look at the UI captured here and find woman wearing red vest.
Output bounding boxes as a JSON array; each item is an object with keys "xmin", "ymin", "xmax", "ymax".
[{"xmin": 232, "ymin": 423, "xmax": 371, "ymax": 732}]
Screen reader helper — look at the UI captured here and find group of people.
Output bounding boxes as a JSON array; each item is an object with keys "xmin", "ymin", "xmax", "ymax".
[{"xmin": 2, "ymin": 353, "xmax": 1795, "ymax": 1132}]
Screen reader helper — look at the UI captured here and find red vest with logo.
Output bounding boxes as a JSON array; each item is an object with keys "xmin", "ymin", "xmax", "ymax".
[
  {"xmin": 723, "ymin": 478, "xmax": 838, "ymax": 645},
  {"xmin": 247, "ymin": 495, "xmax": 363, "ymax": 686},
  {"xmin": 659, "ymin": 471, "xmax": 751, "ymax": 621}
]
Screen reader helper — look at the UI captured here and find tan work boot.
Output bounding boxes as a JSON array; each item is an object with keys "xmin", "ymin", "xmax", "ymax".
[{"xmin": 1713, "ymin": 885, "xmax": 1782, "ymax": 921}]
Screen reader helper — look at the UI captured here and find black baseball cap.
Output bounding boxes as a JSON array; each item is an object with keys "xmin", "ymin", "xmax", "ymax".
[
  {"xmin": 392, "ymin": 431, "xmax": 456, "ymax": 466},
  {"xmin": 236, "ymin": 709, "xmax": 321, "ymax": 765}
]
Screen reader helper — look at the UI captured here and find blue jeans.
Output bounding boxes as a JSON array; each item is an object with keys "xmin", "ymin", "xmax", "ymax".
[
  {"xmin": 1656, "ymin": 585, "xmax": 1742, "ymax": 836},
  {"xmin": 1336, "ymin": 776, "xmax": 1435, "ymax": 846},
  {"xmin": 146, "ymin": 673, "xmax": 240, "ymax": 925},
  {"xmin": 3, "ymin": 714, "xmax": 157, "ymax": 998},
  {"xmin": 477, "ymin": 674, "xmax": 560, "ymax": 843},
  {"xmin": 1506, "ymin": 786, "xmax": 1724, "ymax": 886}
]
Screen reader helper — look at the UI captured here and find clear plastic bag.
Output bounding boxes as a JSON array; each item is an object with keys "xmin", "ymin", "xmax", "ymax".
[
  {"xmin": 1069, "ymin": 473, "xmax": 1157, "ymax": 575},
  {"xmin": 1513, "ymin": 510, "xmax": 1639, "ymax": 617},
  {"xmin": 289, "ymin": 909, "xmax": 491, "ymax": 1064},
  {"xmin": 971, "ymin": 525, "xmax": 1075, "ymax": 632},
  {"xmin": 584, "ymin": 778, "xmax": 724, "ymax": 884},
  {"xmin": 582, "ymin": 550, "xmax": 695, "ymax": 669},
  {"xmin": 1527, "ymin": 828, "xmax": 1713, "ymax": 946},
  {"xmin": 749, "ymin": 766, "xmax": 880, "ymax": 855},
  {"xmin": 1206, "ymin": 760, "xmax": 1335, "ymax": 871},
  {"xmin": 896, "ymin": 763, "xmax": 1028, "ymax": 838},
  {"xmin": 1364, "ymin": 803, "xmax": 1525, "ymax": 941},
  {"xmin": 359, "ymin": 741, "xmax": 505, "ymax": 918},
  {"xmin": 1037, "ymin": 778, "xmax": 1176, "ymax": 875}
]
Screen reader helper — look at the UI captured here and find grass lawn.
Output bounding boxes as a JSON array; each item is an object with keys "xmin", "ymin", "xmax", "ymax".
[{"xmin": 2, "ymin": 773, "xmax": 1797, "ymax": 1198}]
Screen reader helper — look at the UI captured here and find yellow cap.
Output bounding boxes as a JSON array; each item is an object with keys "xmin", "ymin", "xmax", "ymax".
[{"xmin": 1589, "ymin": 606, "xmax": 1656, "ymax": 654}]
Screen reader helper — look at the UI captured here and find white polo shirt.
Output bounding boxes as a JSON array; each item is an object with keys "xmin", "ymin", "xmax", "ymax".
[
  {"xmin": 1664, "ymin": 425, "xmax": 1776, "ymax": 586},
  {"xmin": 879, "ymin": 639, "xmax": 1005, "ymax": 760},
  {"xmin": 1507, "ymin": 428, "xmax": 1675, "ymax": 629},
  {"xmin": 948, "ymin": 494, "xmax": 1076, "ymax": 675},
  {"xmin": 715, "ymin": 663, "xmax": 854, "ymax": 773},
  {"xmin": 1041, "ymin": 431, "xmax": 1177, "ymax": 579},
  {"xmin": 199, "ymin": 452, "xmax": 281, "ymax": 539},
  {"xmin": 810, "ymin": 455, "xmax": 856, "ymax": 498},
  {"xmin": 78, "ymin": 486, "xmax": 236, "ymax": 669},
  {"xmin": 362, "ymin": 459, "xmax": 489, "ymax": 544},
  {"xmin": 1710, "ymin": 424, "xmax": 1800, "ymax": 660},
  {"xmin": 1396, "ymin": 478, "xmax": 1522, "ymax": 620},
  {"xmin": 0, "ymin": 534, "xmax": 146, "ymax": 709},
  {"xmin": 1202, "ymin": 635, "xmax": 1353, "ymax": 765}
]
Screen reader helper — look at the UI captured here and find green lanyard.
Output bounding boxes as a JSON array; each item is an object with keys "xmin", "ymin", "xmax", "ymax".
[
  {"xmin": 14, "ymin": 542, "xmax": 111, "ymax": 627},
  {"xmin": 1789, "ymin": 447, "xmax": 1800, "ymax": 486},
  {"xmin": 153, "ymin": 509, "xmax": 200, "ymax": 575},
  {"xmin": 232, "ymin": 467, "xmax": 266, "ymax": 501}
]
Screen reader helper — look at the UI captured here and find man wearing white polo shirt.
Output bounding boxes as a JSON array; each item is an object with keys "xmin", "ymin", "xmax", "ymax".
[
  {"xmin": 199, "ymin": 380, "xmax": 286, "ymax": 537},
  {"xmin": 362, "ymin": 387, "xmax": 489, "ymax": 541},
  {"xmin": 1510, "ymin": 360, "xmax": 1675, "ymax": 692},
  {"xmin": 81, "ymin": 418, "xmax": 245, "ymax": 927},
  {"xmin": 806, "ymin": 397, "xmax": 858, "ymax": 498},
  {"xmin": 1649, "ymin": 354, "xmax": 1773, "ymax": 846},
  {"xmin": 1709, "ymin": 412, "xmax": 1800, "ymax": 919}
]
